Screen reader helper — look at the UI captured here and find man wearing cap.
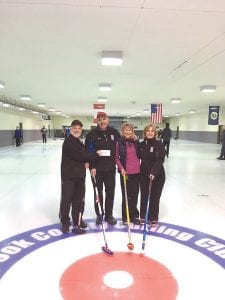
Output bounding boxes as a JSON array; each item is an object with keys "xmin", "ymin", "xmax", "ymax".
[
  {"xmin": 85, "ymin": 111, "xmax": 120, "ymax": 225},
  {"xmin": 60, "ymin": 119, "xmax": 99, "ymax": 233}
]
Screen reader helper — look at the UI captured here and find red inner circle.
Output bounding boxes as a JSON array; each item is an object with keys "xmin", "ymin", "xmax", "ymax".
[{"xmin": 60, "ymin": 252, "xmax": 178, "ymax": 300}]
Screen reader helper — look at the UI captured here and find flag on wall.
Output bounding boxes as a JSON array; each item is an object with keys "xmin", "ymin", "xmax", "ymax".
[
  {"xmin": 151, "ymin": 104, "xmax": 162, "ymax": 124},
  {"xmin": 208, "ymin": 106, "xmax": 219, "ymax": 125}
]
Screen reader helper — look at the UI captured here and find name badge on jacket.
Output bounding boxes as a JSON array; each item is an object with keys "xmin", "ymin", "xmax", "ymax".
[{"xmin": 150, "ymin": 147, "xmax": 154, "ymax": 152}]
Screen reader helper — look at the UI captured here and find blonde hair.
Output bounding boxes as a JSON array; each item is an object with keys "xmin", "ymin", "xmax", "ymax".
[
  {"xmin": 143, "ymin": 123, "xmax": 158, "ymax": 139},
  {"xmin": 120, "ymin": 122, "xmax": 136, "ymax": 140}
]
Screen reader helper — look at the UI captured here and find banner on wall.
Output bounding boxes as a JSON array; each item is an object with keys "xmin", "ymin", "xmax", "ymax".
[
  {"xmin": 208, "ymin": 106, "xmax": 219, "ymax": 125},
  {"xmin": 93, "ymin": 103, "xmax": 105, "ymax": 123}
]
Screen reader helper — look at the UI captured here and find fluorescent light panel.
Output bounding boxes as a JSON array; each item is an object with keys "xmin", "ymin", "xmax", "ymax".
[
  {"xmin": 0, "ymin": 80, "xmax": 5, "ymax": 88},
  {"xmin": 20, "ymin": 95, "xmax": 32, "ymax": 101},
  {"xmin": 102, "ymin": 51, "xmax": 123, "ymax": 66},
  {"xmin": 98, "ymin": 97, "xmax": 107, "ymax": 103},
  {"xmin": 37, "ymin": 103, "xmax": 46, "ymax": 107},
  {"xmin": 3, "ymin": 103, "xmax": 10, "ymax": 107},
  {"xmin": 170, "ymin": 98, "xmax": 181, "ymax": 103},
  {"xmin": 200, "ymin": 85, "xmax": 216, "ymax": 93},
  {"xmin": 99, "ymin": 83, "xmax": 112, "ymax": 91}
]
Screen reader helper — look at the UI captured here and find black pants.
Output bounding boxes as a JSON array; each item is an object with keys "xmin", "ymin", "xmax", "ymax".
[
  {"xmin": 42, "ymin": 134, "xmax": 47, "ymax": 143},
  {"xmin": 163, "ymin": 140, "xmax": 170, "ymax": 157},
  {"xmin": 120, "ymin": 173, "xmax": 139, "ymax": 222},
  {"xmin": 140, "ymin": 171, "xmax": 165, "ymax": 221},
  {"xmin": 91, "ymin": 170, "xmax": 115, "ymax": 218},
  {"xmin": 15, "ymin": 138, "xmax": 21, "ymax": 147},
  {"xmin": 60, "ymin": 178, "xmax": 85, "ymax": 226},
  {"xmin": 220, "ymin": 143, "xmax": 225, "ymax": 158}
]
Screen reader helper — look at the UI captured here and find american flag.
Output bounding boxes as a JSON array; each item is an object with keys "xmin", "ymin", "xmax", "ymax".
[{"xmin": 151, "ymin": 104, "xmax": 162, "ymax": 124}]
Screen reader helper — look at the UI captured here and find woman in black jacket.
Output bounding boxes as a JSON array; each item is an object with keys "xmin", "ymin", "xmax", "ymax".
[{"xmin": 139, "ymin": 124, "xmax": 166, "ymax": 226}]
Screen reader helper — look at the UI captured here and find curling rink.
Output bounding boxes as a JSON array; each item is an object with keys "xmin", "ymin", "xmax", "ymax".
[{"xmin": 0, "ymin": 139, "xmax": 224, "ymax": 300}]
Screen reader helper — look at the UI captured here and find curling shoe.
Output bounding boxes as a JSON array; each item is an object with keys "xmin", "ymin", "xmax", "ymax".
[
  {"xmin": 132, "ymin": 218, "xmax": 141, "ymax": 225},
  {"xmin": 80, "ymin": 219, "xmax": 87, "ymax": 228},
  {"xmin": 61, "ymin": 224, "xmax": 70, "ymax": 234},
  {"xmin": 106, "ymin": 215, "xmax": 117, "ymax": 225},
  {"xmin": 139, "ymin": 218, "xmax": 145, "ymax": 225},
  {"xmin": 96, "ymin": 215, "xmax": 102, "ymax": 225}
]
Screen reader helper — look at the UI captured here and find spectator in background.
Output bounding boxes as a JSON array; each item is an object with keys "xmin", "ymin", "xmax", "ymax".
[
  {"xmin": 217, "ymin": 126, "xmax": 225, "ymax": 160},
  {"xmin": 161, "ymin": 123, "xmax": 172, "ymax": 157},
  {"xmin": 40, "ymin": 125, "xmax": 48, "ymax": 143},
  {"xmin": 14, "ymin": 126, "xmax": 22, "ymax": 147}
]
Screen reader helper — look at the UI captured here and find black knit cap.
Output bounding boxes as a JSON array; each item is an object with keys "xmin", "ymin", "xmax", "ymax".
[{"xmin": 71, "ymin": 119, "xmax": 83, "ymax": 127}]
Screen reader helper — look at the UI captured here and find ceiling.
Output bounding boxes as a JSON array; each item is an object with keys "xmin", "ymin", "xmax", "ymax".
[{"xmin": 1, "ymin": 0, "xmax": 225, "ymax": 119}]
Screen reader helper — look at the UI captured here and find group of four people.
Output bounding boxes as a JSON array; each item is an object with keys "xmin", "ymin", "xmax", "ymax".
[{"xmin": 59, "ymin": 111, "xmax": 166, "ymax": 233}]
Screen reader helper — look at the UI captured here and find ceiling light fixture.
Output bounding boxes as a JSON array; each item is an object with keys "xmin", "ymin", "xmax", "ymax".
[
  {"xmin": 37, "ymin": 103, "xmax": 46, "ymax": 108},
  {"xmin": 20, "ymin": 95, "xmax": 32, "ymax": 101},
  {"xmin": 48, "ymin": 108, "xmax": 56, "ymax": 112},
  {"xmin": 99, "ymin": 83, "xmax": 112, "ymax": 91},
  {"xmin": 0, "ymin": 80, "xmax": 5, "ymax": 88},
  {"xmin": 170, "ymin": 98, "xmax": 181, "ymax": 103},
  {"xmin": 200, "ymin": 85, "xmax": 216, "ymax": 93},
  {"xmin": 97, "ymin": 97, "xmax": 107, "ymax": 103},
  {"xmin": 3, "ymin": 103, "xmax": 10, "ymax": 107},
  {"xmin": 102, "ymin": 51, "xmax": 123, "ymax": 66},
  {"xmin": 174, "ymin": 113, "xmax": 181, "ymax": 116},
  {"xmin": 188, "ymin": 110, "xmax": 196, "ymax": 114}
]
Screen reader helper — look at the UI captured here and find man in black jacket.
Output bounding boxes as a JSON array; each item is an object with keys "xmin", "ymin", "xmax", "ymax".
[
  {"xmin": 85, "ymin": 112, "xmax": 120, "ymax": 225},
  {"xmin": 60, "ymin": 119, "xmax": 99, "ymax": 233},
  {"xmin": 161, "ymin": 123, "xmax": 172, "ymax": 157}
]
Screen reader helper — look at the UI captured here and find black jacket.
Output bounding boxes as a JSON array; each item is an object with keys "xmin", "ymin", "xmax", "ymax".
[
  {"xmin": 85, "ymin": 126, "xmax": 120, "ymax": 171},
  {"xmin": 139, "ymin": 138, "xmax": 165, "ymax": 176},
  {"xmin": 61, "ymin": 134, "xmax": 97, "ymax": 180},
  {"xmin": 161, "ymin": 127, "xmax": 172, "ymax": 142},
  {"xmin": 117, "ymin": 138, "xmax": 140, "ymax": 170}
]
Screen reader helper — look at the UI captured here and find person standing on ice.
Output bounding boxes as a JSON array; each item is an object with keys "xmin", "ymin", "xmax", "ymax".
[
  {"xmin": 161, "ymin": 122, "xmax": 172, "ymax": 157},
  {"xmin": 59, "ymin": 119, "xmax": 101, "ymax": 234},
  {"xmin": 85, "ymin": 111, "xmax": 120, "ymax": 226},
  {"xmin": 217, "ymin": 125, "xmax": 225, "ymax": 160},
  {"xmin": 139, "ymin": 124, "xmax": 166, "ymax": 226},
  {"xmin": 116, "ymin": 122, "xmax": 141, "ymax": 225}
]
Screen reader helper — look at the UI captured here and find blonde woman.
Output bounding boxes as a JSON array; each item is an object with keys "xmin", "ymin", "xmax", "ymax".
[
  {"xmin": 116, "ymin": 123, "xmax": 140, "ymax": 225},
  {"xmin": 139, "ymin": 124, "xmax": 166, "ymax": 226}
]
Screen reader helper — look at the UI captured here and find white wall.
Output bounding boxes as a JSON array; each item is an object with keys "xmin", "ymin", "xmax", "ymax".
[
  {"xmin": 169, "ymin": 110, "xmax": 225, "ymax": 132},
  {"xmin": 52, "ymin": 116, "xmax": 155, "ymax": 130},
  {"xmin": 0, "ymin": 107, "xmax": 53, "ymax": 130}
]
